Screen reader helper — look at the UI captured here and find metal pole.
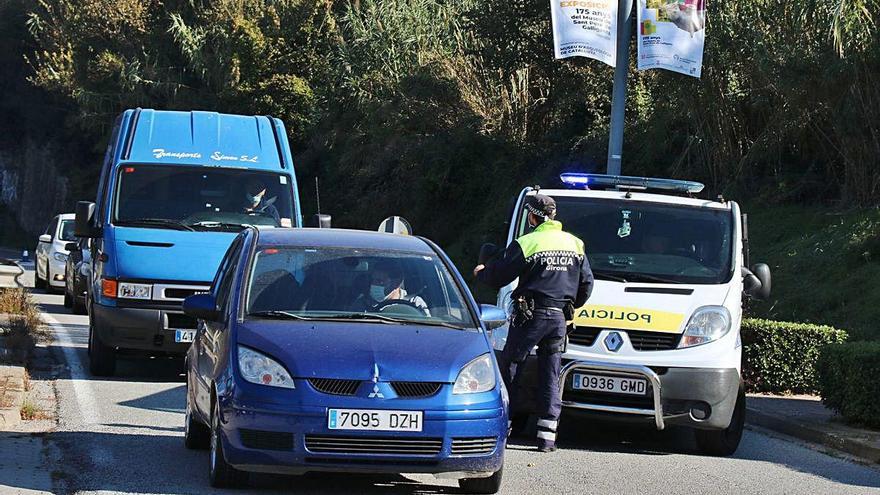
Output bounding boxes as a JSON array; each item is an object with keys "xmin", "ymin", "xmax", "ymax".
[{"xmin": 606, "ymin": 0, "xmax": 634, "ymax": 175}]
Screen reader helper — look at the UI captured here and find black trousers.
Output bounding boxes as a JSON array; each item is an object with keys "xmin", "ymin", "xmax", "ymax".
[{"xmin": 498, "ymin": 308, "xmax": 565, "ymax": 446}]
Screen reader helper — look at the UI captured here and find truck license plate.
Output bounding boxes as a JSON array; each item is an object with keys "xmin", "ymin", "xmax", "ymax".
[
  {"xmin": 174, "ymin": 330, "xmax": 196, "ymax": 343},
  {"xmin": 572, "ymin": 373, "xmax": 647, "ymax": 396},
  {"xmin": 328, "ymin": 409, "xmax": 423, "ymax": 432}
]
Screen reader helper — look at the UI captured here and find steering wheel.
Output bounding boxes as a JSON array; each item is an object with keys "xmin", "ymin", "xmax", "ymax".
[{"xmin": 372, "ymin": 299, "xmax": 424, "ymax": 316}]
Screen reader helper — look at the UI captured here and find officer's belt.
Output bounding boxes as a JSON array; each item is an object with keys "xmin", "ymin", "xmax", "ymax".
[{"xmin": 515, "ymin": 291, "xmax": 569, "ymax": 310}]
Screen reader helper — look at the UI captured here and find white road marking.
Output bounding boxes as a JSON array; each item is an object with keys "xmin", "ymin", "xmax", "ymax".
[{"xmin": 42, "ymin": 310, "xmax": 101, "ymax": 425}]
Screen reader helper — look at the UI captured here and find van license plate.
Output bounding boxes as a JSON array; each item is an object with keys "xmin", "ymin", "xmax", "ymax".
[
  {"xmin": 328, "ymin": 409, "xmax": 423, "ymax": 432},
  {"xmin": 572, "ymin": 374, "xmax": 647, "ymax": 396},
  {"xmin": 174, "ymin": 330, "xmax": 195, "ymax": 343}
]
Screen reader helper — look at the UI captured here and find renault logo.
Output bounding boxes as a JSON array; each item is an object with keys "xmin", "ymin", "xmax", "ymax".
[{"xmin": 604, "ymin": 332, "xmax": 623, "ymax": 352}]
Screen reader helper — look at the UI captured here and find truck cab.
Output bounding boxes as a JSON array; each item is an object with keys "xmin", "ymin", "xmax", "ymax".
[
  {"xmin": 493, "ymin": 173, "xmax": 770, "ymax": 456},
  {"xmin": 75, "ymin": 109, "xmax": 302, "ymax": 376}
]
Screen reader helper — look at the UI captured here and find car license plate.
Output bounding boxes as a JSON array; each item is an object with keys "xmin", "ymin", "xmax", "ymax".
[
  {"xmin": 328, "ymin": 409, "xmax": 423, "ymax": 432},
  {"xmin": 572, "ymin": 373, "xmax": 647, "ymax": 396},
  {"xmin": 174, "ymin": 330, "xmax": 196, "ymax": 343}
]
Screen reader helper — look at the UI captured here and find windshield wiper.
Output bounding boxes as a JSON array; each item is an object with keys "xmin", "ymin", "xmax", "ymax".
[
  {"xmin": 116, "ymin": 218, "xmax": 195, "ymax": 231},
  {"xmin": 248, "ymin": 310, "xmax": 314, "ymax": 320},
  {"xmin": 322, "ymin": 313, "xmax": 467, "ymax": 329},
  {"xmin": 188, "ymin": 221, "xmax": 252, "ymax": 231},
  {"xmin": 592, "ymin": 271, "xmax": 629, "ymax": 283},
  {"xmin": 625, "ymin": 273, "xmax": 682, "ymax": 284}
]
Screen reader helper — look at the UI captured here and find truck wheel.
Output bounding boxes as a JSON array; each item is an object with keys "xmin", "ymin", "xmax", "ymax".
[
  {"xmin": 209, "ymin": 401, "xmax": 248, "ymax": 488},
  {"xmin": 184, "ymin": 387, "xmax": 210, "ymax": 450},
  {"xmin": 695, "ymin": 387, "xmax": 746, "ymax": 456},
  {"xmin": 88, "ymin": 318, "xmax": 117, "ymax": 376},
  {"xmin": 459, "ymin": 468, "xmax": 503, "ymax": 494}
]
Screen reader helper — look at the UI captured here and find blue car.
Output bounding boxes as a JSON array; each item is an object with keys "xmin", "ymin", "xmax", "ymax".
[{"xmin": 182, "ymin": 227, "xmax": 509, "ymax": 493}]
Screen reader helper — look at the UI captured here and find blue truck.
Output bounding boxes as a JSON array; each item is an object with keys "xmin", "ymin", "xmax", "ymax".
[{"xmin": 74, "ymin": 109, "xmax": 302, "ymax": 376}]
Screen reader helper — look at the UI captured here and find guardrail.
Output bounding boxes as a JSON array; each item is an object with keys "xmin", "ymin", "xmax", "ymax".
[{"xmin": 0, "ymin": 259, "xmax": 25, "ymax": 289}]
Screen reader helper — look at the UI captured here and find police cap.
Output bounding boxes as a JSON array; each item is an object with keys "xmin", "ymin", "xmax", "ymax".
[{"xmin": 524, "ymin": 194, "xmax": 556, "ymax": 219}]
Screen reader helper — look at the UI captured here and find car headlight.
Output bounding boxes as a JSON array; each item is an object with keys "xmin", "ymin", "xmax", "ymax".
[
  {"xmin": 679, "ymin": 306, "xmax": 732, "ymax": 348},
  {"xmin": 238, "ymin": 346, "xmax": 295, "ymax": 389},
  {"xmin": 53, "ymin": 252, "xmax": 68, "ymax": 262},
  {"xmin": 453, "ymin": 354, "xmax": 496, "ymax": 394},
  {"xmin": 117, "ymin": 282, "xmax": 152, "ymax": 300}
]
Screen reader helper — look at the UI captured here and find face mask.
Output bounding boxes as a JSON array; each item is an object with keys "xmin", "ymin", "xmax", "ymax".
[{"xmin": 369, "ymin": 284, "xmax": 387, "ymax": 301}]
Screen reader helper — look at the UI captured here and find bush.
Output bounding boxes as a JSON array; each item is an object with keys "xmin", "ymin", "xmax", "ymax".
[
  {"xmin": 818, "ymin": 342, "xmax": 880, "ymax": 428},
  {"xmin": 741, "ymin": 318, "xmax": 848, "ymax": 394}
]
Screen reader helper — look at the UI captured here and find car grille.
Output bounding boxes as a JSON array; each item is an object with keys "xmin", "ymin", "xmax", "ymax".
[
  {"xmin": 451, "ymin": 437, "xmax": 497, "ymax": 455},
  {"xmin": 568, "ymin": 327, "xmax": 681, "ymax": 351},
  {"xmin": 304, "ymin": 435, "xmax": 443, "ymax": 455},
  {"xmin": 390, "ymin": 382, "xmax": 443, "ymax": 398},
  {"xmin": 239, "ymin": 429, "xmax": 294, "ymax": 451},
  {"xmin": 309, "ymin": 378, "xmax": 361, "ymax": 396}
]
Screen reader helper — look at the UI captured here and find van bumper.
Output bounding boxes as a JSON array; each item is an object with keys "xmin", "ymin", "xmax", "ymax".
[
  {"xmin": 92, "ymin": 303, "xmax": 194, "ymax": 354},
  {"xmin": 505, "ymin": 354, "xmax": 741, "ymax": 430}
]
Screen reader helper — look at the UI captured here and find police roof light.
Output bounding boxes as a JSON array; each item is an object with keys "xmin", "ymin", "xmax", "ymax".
[{"xmin": 559, "ymin": 173, "xmax": 705, "ymax": 194}]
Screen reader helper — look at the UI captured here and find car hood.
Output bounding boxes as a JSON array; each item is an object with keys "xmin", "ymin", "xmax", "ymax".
[
  {"xmin": 112, "ymin": 227, "xmax": 238, "ymax": 282},
  {"xmin": 237, "ymin": 321, "xmax": 489, "ymax": 383}
]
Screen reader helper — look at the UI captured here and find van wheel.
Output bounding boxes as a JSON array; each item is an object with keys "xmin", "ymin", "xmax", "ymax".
[
  {"xmin": 209, "ymin": 401, "xmax": 248, "ymax": 488},
  {"xmin": 184, "ymin": 388, "xmax": 210, "ymax": 450},
  {"xmin": 459, "ymin": 468, "xmax": 503, "ymax": 494},
  {"xmin": 88, "ymin": 318, "xmax": 117, "ymax": 376},
  {"xmin": 695, "ymin": 388, "xmax": 746, "ymax": 456}
]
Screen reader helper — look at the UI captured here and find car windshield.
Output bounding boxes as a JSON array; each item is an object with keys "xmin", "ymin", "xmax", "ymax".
[
  {"xmin": 59, "ymin": 220, "xmax": 76, "ymax": 241},
  {"xmin": 518, "ymin": 196, "xmax": 733, "ymax": 284},
  {"xmin": 246, "ymin": 247, "xmax": 476, "ymax": 328},
  {"xmin": 113, "ymin": 165, "xmax": 295, "ymax": 230}
]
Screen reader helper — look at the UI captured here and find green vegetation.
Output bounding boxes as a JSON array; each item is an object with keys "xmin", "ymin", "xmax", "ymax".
[
  {"xmin": 818, "ymin": 342, "xmax": 880, "ymax": 428},
  {"xmin": 747, "ymin": 206, "xmax": 880, "ymax": 341},
  {"xmin": 741, "ymin": 318, "xmax": 848, "ymax": 394}
]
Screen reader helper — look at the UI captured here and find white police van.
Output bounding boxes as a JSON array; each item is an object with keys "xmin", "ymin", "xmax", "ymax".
[{"xmin": 492, "ymin": 173, "xmax": 771, "ymax": 456}]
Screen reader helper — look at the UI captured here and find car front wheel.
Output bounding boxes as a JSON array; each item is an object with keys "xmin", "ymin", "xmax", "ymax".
[
  {"xmin": 459, "ymin": 467, "xmax": 503, "ymax": 494},
  {"xmin": 35, "ymin": 261, "xmax": 46, "ymax": 290},
  {"xmin": 209, "ymin": 400, "xmax": 248, "ymax": 488}
]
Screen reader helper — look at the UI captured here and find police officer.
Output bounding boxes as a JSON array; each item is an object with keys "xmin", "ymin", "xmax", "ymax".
[{"xmin": 474, "ymin": 194, "xmax": 593, "ymax": 452}]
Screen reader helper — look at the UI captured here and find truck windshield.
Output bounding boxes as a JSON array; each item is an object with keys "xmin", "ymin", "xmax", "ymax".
[
  {"xmin": 113, "ymin": 165, "xmax": 295, "ymax": 230},
  {"xmin": 246, "ymin": 247, "xmax": 476, "ymax": 329},
  {"xmin": 520, "ymin": 196, "xmax": 733, "ymax": 284}
]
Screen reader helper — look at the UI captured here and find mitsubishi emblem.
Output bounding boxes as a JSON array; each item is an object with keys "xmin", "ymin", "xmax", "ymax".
[
  {"xmin": 368, "ymin": 363, "xmax": 385, "ymax": 398},
  {"xmin": 604, "ymin": 332, "xmax": 623, "ymax": 352}
]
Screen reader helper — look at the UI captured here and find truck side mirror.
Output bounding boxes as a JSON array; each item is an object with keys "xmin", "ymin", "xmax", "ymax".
[
  {"xmin": 75, "ymin": 201, "xmax": 99, "ymax": 238},
  {"xmin": 309, "ymin": 214, "xmax": 331, "ymax": 228},
  {"xmin": 742, "ymin": 264, "xmax": 771, "ymax": 300}
]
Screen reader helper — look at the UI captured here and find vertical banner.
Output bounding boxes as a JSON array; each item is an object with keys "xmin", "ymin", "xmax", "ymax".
[
  {"xmin": 551, "ymin": 0, "xmax": 619, "ymax": 67},
  {"xmin": 636, "ymin": 0, "xmax": 706, "ymax": 77}
]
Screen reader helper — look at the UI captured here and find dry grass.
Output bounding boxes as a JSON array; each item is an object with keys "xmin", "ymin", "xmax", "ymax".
[
  {"xmin": 19, "ymin": 398, "xmax": 47, "ymax": 420},
  {"xmin": 0, "ymin": 288, "xmax": 44, "ymax": 364}
]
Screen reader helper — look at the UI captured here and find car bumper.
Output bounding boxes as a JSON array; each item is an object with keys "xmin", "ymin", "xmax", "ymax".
[
  {"xmin": 49, "ymin": 259, "xmax": 67, "ymax": 287},
  {"xmin": 218, "ymin": 400, "xmax": 506, "ymax": 477},
  {"xmin": 505, "ymin": 353, "xmax": 740, "ymax": 430},
  {"xmin": 92, "ymin": 303, "xmax": 195, "ymax": 354}
]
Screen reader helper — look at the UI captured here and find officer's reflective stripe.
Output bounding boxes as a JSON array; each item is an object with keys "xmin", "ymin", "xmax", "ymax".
[
  {"xmin": 537, "ymin": 430, "xmax": 556, "ymax": 441},
  {"xmin": 537, "ymin": 419, "xmax": 558, "ymax": 430},
  {"xmin": 516, "ymin": 221, "xmax": 585, "ymax": 258}
]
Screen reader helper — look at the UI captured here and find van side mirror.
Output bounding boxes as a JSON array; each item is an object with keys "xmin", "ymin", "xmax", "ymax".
[
  {"xmin": 743, "ymin": 264, "xmax": 771, "ymax": 300},
  {"xmin": 183, "ymin": 294, "xmax": 220, "ymax": 322},
  {"xmin": 479, "ymin": 304, "xmax": 508, "ymax": 330},
  {"xmin": 39, "ymin": 234, "xmax": 52, "ymax": 244},
  {"xmin": 75, "ymin": 201, "xmax": 99, "ymax": 238},
  {"xmin": 308, "ymin": 214, "xmax": 331, "ymax": 228}
]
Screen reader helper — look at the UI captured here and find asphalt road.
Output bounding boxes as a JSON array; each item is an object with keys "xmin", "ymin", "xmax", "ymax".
[{"xmin": 6, "ymin": 264, "xmax": 880, "ymax": 494}]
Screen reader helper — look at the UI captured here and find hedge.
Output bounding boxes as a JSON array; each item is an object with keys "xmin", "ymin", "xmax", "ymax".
[
  {"xmin": 817, "ymin": 342, "xmax": 880, "ymax": 428},
  {"xmin": 741, "ymin": 318, "xmax": 848, "ymax": 394}
]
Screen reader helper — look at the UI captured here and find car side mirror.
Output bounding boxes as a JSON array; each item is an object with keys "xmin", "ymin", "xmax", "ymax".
[
  {"xmin": 308, "ymin": 214, "xmax": 331, "ymax": 228},
  {"xmin": 479, "ymin": 304, "xmax": 508, "ymax": 330},
  {"xmin": 183, "ymin": 294, "xmax": 220, "ymax": 322},
  {"xmin": 75, "ymin": 201, "xmax": 99, "ymax": 238},
  {"xmin": 39, "ymin": 234, "xmax": 52, "ymax": 244},
  {"xmin": 743, "ymin": 264, "xmax": 771, "ymax": 300},
  {"xmin": 65, "ymin": 242, "xmax": 80, "ymax": 252}
]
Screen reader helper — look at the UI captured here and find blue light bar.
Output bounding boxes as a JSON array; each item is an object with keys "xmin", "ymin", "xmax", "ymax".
[{"xmin": 559, "ymin": 173, "xmax": 705, "ymax": 194}]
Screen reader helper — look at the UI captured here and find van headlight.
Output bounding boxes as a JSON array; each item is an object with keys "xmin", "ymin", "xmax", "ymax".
[
  {"xmin": 453, "ymin": 354, "xmax": 496, "ymax": 394},
  {"xmin": 679, "ymin": 306, "xmax": 731, "ymax": 348},
  {"xmin": 238, "ymin": 346, "xmax": 295, "ymax": 389}
]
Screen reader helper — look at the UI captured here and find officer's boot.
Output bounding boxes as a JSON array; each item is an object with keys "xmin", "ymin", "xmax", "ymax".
[{"xmin": 536, "ymin": 417, "xmax": 558, "ymax": 452}]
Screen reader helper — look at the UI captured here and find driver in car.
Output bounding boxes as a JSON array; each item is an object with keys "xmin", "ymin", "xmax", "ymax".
[
  {"xmin": 351, "ymin": 261, "xmax": 430, "ymax": 316},
  {"xmin": 242, "ymin": 178, "xmax": 281, "ymax": 225}
]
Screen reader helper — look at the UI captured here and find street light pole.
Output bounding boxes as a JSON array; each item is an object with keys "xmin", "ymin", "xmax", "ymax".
[{"xmin": 606, "ymin": 0, "xmax": 634, "ymax": 175}]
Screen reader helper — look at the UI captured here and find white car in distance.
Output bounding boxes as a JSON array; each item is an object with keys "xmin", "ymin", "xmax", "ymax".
[{"xmin": 35, "ymin": 213, "xmax": 76, "ymax": 292}]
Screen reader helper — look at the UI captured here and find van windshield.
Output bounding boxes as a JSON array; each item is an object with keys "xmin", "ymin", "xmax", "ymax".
[
  {"xmin": 113, "ymin": 165, "xmax": 295, "ymax": 230},
  {"xmin": 519, "ymin": 196, "xmax": 733, "ymax": 284},
  {"xmin": 246, "ymin": 247, "xmax": 476, "ymax": 329}
]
